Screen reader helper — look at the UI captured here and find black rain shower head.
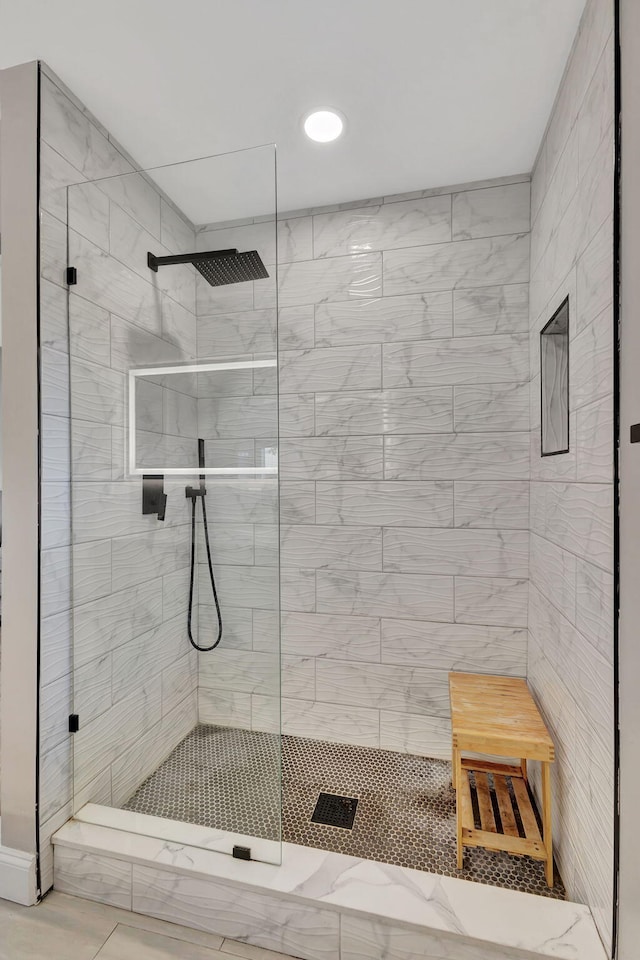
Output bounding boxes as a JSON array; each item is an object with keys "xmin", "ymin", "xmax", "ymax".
[{"xmin": 147, "ymin": 248, "xmax": 269, "ymax": 287}]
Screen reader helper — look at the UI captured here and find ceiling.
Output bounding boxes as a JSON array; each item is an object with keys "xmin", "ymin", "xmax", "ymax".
[{"xmin": 0, "ymin": 0, "xmax": 587, "ymax": 220}]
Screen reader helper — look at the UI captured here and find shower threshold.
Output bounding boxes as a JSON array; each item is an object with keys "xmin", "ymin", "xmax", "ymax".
[{"xmin": 121, "ymin": 724, "xmax": 563, "ymax": 899}]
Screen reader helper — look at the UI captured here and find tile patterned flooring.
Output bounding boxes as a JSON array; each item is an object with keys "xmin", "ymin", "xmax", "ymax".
[
  {"xmin": 0, "ymin": 891, "xmax": 297, "ymax": 960},
  {"xmin": 122, "ymin": 724, "xmax": 565, "ymax": 899}
]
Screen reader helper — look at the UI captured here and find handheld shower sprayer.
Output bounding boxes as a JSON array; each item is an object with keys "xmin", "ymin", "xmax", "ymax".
[{"xmin": 186, "ymin": 439, "xmax": 223, "ymax": 652}]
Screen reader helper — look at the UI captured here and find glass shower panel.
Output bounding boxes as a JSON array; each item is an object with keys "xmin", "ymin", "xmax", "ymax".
[{"xmin": 67, "ymin": 146, "xmax": 281, "ymax": 864}]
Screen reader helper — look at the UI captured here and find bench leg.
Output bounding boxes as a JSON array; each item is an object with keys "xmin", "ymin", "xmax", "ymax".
[
  {"xmin": 452, "ymin": 743, "xmax": 457, "ymax": 789},
  {"xmin": 520, "ymin": 758, "xmax": 528, "ymax": 782},
  {"xmin": 542, "ymin": 761, "xmax": 553, "ymax": 887},
  {"xmin": 454, "ymin": 748, "xmax": 464, "ymax": 869}
]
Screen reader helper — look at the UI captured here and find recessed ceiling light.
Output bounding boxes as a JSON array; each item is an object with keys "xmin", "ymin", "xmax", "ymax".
[{"xmin": 303, "ymin": 109, "xmax": 345, "ymax": 143}]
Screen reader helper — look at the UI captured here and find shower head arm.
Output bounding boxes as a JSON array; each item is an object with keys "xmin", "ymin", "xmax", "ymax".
[{"xmin": 147, "ymin": 249, "xmax": 239, "ymax": 272}]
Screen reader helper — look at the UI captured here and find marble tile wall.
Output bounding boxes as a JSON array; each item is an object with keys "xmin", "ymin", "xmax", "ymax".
[
  {"xmin": 195, "ymin": 176, "xmax": 531, "ymax": 754},
  {"xmin": 526, "ymin": 0, "xmax": 615, "ymax": 950},
  {"xmin": 38, "ymin": 67, "xmax": 200, "ymax": 891}
]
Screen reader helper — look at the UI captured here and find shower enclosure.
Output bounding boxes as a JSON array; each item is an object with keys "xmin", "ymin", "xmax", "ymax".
[{"xmin": 67, "ymin": 145, "xmax": 282, "ymax": 864}]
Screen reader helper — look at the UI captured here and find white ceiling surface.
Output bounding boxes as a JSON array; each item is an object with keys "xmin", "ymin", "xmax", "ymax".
[{"xmin": 0, "ymin": 0, "xmax": 587, "ymax": 222}]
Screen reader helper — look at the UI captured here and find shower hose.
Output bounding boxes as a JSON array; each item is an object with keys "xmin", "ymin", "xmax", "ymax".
[{"xmin": 187, "ymin": 491, "xmax": 223, "ymax": 652}]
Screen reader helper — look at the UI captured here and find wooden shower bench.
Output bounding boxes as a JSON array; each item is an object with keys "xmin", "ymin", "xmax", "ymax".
[{"xmin": 449, "ymin": 672, "xmax": 555, "ymax": 887}]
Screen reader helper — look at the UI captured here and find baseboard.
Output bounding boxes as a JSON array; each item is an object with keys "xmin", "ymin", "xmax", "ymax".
[{"xmin": 0, "ymin": 843, "xmax": 38, "ymax": 905}]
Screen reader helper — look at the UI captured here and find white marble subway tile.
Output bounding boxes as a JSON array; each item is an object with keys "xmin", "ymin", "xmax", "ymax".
[
  {"xmin": 40, "ymin": 672, "xmax": 72, "ymax": 755},
  {"xmin": 197, "ymin": 309, "xmax": 277, "ymax": 356},
  {"xmin": 40, "ymin": 140, "xmax": 85, "ymax": 223},
  {"xmin": 42, "ymin": 346, "xmax": 71, "ymax": 418},
  {"xmin": 281, "ymin": 698, "xmax": 380, "ymax": 747},
  {"xmin": 453, "ymin": 481, "xmax": 529, "ymax": 529},
  {"xmin": 253, "ymin": 524, "xmax": 279, "ymax": 567},
  {"xmin": 40, "ymin": 738, "xmax": 73, "ymax": 823},
  {"xmin": 41, "ymin": 75, "xmax": 133, "ymax": 183},
  {"xmin": 73, "ymin": 539, "xmax": 113, "ymax": 604},
  {"xmin": 315, "ymin": 388, "xmax": 453, "ymax": 436},
  {"xmin": 454, "ymin": 381, "xmax": 529, "ymax": 432},
  {"xmin": 576, "ymin": 215, "xmax": 613, "ymax": 336},
  {"xmin": 161, "ymin": 653, "xmax": 198, "ymax": 717},
  {"xmin": 160, "ymin": 198, "xmax": 195, "ymax": 255},
  {"xmin": 313, "ymin": 195, "xmax": 451, "ymax": 258},
  {"xmin": 199, "ymin": 649, "xmax": 279, "ymax": 697},
  {"xmin": 110, "ymin": 695, "xmax": 197, "ymax": 807},
  {"xmin": 384, "ymin": 433, "xmax": 529, "ymax": 481},
  {"xmin": 111, "ymin": 614, "xmax": 190, "ymax": 704},
  {"xmin": 274, "ymin": 253, "xmax": 382, "ymax": 309},
  {"xmin": 282, "ymin": 611, "xmax": 380, "ymax": 662},
  {"xmin": 72, "ymin": 356, "xmax": 126, "ymax": 426},
  {"xmin": 280, "ymin": 437, "xmax": 383, "ymax": 480},
  {"xmin": 383, "ymin": 334, "xmax": 528, "ymax": 388},
  {"xmin": 74, "ymin": 652, "xmax": 113, "ymax": 725},
  {"xmin": 198, "ymin": 396, "xmax": 276, "ymax": 439},
  {"xmin": 280, "ymin": 568, "xmax": 317, "ymax": 612},
  {"xmin": 316, "ymin": 570, "xmax": 453, "ymax": 621},
  {"xmin": 162, "ymin": 296, "xmax": 198, "ymax": 357},
  {"xmin": 202, "ymin": 440, "xmax": 256, "ymax": 471},
  {"xmin": 578, "ymin": 33, "xmax": 615, "ymax": 179},
  {"xmin": 72, "ymin": 480, "xmax": 183, "ymax": 543},
  {"xmin": 193, "ymin": 605, "xmax": 253, "ymax": 650},
  {"xmin": 572, "ymin": 305, "xmax": 613, "ymax": 410},
  {"xmin": 41, "ymin": 610, "xmax": 72, "ymax": 684},
  {"xmin": 197, "ymin": 523, "xmax": 255, "ymax": 566},
  {"xmin": 454, "ymin": 577, "xmax": 528, "ymax": 627},
  {"xmin": 279, "ymin": 394, "xmax": 315, "ymax": 437},
  {"xmin": 379, "ymin": 712, "xmax": 452, "ymax": 760},
  {"xmin": 452, "ymin": 182, "xmax": 530, "ymax": 241},
  {"xmin": 530, "ymin": 480, "xmax": 613, "ymax": 571},
  {"xmin": 74, "ymin": 577, "xmax": 163, "ymax": 667},
  {"xmin": 316, "ymin": 659, "xmax": 450, "ymax": 717},
  {"xmin": 452, "ymin": 283, "xmax": 529, "ymax": 337},
  {"xmin": 532, "ymin": 127, "xmax": 580, "ymax": 274},
  {"xmin": 110, "ymin": 315, "xmax": 186, "ymax": 373},
  {"xmin": 162, "ymin": 566, "xmax": 191, "ymax": 620},
  {"xmin": 68, "ymin": 180, "xmax": 111, "ymax": 251},
  {"xmin": 576, "ymin": 558, "xmax": 614, "ymax": 662},
  {"xmin": 74, "ymin": 677, "xmax": 162, "ymax": 791},
  {"xmin": 54, "ymin": 847, "xmax": 133, "ymax": 910},
  {"xmin": 41, "ymin": 210, "xmax": 68, "ymax": 288},
  {"xmin": 279, "ymin": 305, "xmax": 315, "ymax": 349},
  {"xmin": 280, "ymin": 482, "xmax": 316, "ymax": 524},
  {"xmin": 576, "ymin": 394, "xmax": 613, "ymax": 482},
  {"xmin": 529, "ymin": 533, "xmax": 577, "ymax": 623},
  {"xmin": 197, "ymin": 367, "xmax": 254, "ymax": 398},
  {"xmin": 316, "ymin": 480, "xmax": 453, "ymax": 527},
  {"xmin": 196, "ymin": 273, "xmax": 255, "ymax": 316},
  {"xmin": 281, "ymin": 524, "xmax": 382, "ymax": 572},
  {"xmin": 384, "ymin": 233, "xmax": 530, "ymax": 296},
  {"xmin": 384, "ymin": 528, "xmax": 529, "ymax": 578},
  {"xmin": 202, "ymin": 481, "xmax": 277, "ymax": 524},
  {"xmin": 199, "ymin": 689, "xmax": 252, "ymax": 729},
  {"xmin": 110, "ymin": 202, "xmax": 196, "ymax": 314},
  {"xmin": 213, "ymin": 565, "xmax": 279, "ymax": 611},
  {"xmin": 132, "ymin": 865, "xmax": 340, "ymax": 960},
  {"xmin": 163, "ymin": 389, "xmax": 198, "ymax": 439},
  {"xmin": 280, "ymin": 344, "xmax": 381, "ymax": 394},
  {"xmin": 381, "ymin": 618, "xmax": 527, "ymax": 675},
  {"xmin": 69, "ymin": 230, "xmax": 164, "ymax": 336},
  {"xmin": 383, "ymin": 174, "xmax": 531, "ymax": 206},
  {"xmin": 41, "ymin": 276, "xmax": 69, "ymax": 352},
  {"xmin": 135, "ymin": 380, "xmax": 164, "ymax": 434},
  {"xmin": 315, "ymin": 292, "xmax": 453, "ymax": 346},
  {"xmin": 68, "ymin": 294, "xmax": 111, "ymax": 366},
  {"xmin": 41, "ymin": 545, "xmax": 72, "ymax": 618},
  {"xmin": 252, "ymin": 609, "xmax": 280, "ymax": 653},
  {"xmin": 42, "ymin": 414, "xmax": 71, "ymax": 483},
  {"xmin": 278, "ymin": 216, "xmax": 314, "ymax": 262},
  {"xmin": 282, "ymin": 654, "xmax": 316, "ymax": 699}
]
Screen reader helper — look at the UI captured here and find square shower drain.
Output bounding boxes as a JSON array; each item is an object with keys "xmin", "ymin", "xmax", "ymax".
[{"xmin": 311, "ymin": 792, "xmax": 359, "ymax": 829}]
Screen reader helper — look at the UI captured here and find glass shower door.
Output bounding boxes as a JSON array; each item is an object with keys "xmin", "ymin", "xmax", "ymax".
[{"xmin": 66, "ymin": 146, "xmax": 281, "ymax": 863}]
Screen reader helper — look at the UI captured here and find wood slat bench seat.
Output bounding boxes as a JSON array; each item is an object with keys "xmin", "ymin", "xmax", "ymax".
[{"xmin": 449, "ymin": 672, "xmax": 555, "ymax": 887}]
